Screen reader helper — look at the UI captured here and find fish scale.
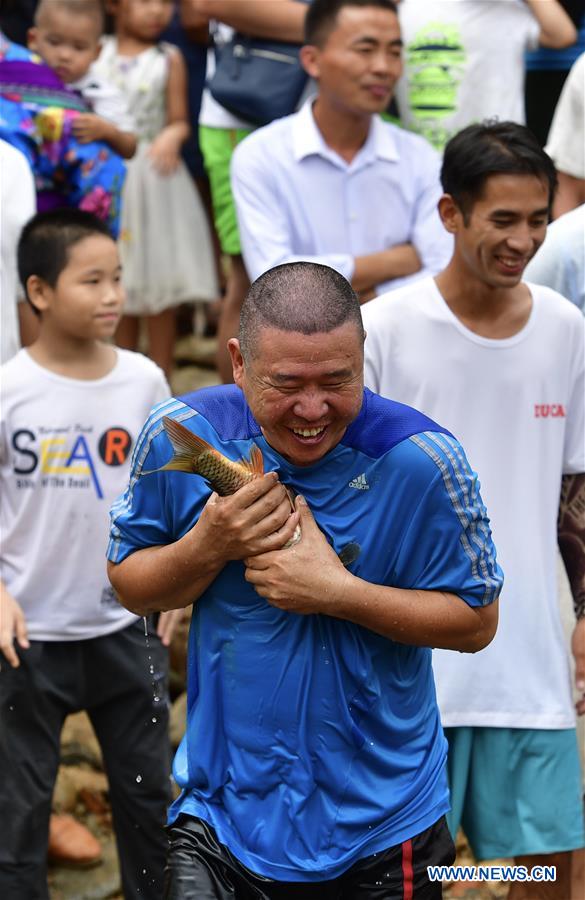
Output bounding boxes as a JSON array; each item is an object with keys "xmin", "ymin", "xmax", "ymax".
[{"xmin": 196, "ymin": 452, "xmax": 254, "ymax": 495}]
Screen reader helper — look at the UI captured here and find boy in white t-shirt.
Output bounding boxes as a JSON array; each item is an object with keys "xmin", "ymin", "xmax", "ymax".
[
  {"xmin": 0, "ymin": 210, "xmax": 179, "ymax": 898},
  {"xmin": 28, "ymin": 0, "xmax": 136, "ymax": 159},
  {"xmin": 363, "ymin": 121, "xmax": 584, "ymax": 898}
]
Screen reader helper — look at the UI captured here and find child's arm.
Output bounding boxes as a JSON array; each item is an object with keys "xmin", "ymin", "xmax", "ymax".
[
  {"xmin": 71, "ymin": 113, "xmax": 137, "ymax": 159},
  {"xmin": 0, "ymin": 579, "xmax": 29, "ymax": 669},
  {"xmin": 147, "ymin": 47, "xmax": 190, "ymax": 176}
]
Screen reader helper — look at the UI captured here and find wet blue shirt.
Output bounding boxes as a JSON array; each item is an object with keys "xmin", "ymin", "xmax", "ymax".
[{"xmin": 108, "ymin": 386, "xmax": 502, "ymax": 881}]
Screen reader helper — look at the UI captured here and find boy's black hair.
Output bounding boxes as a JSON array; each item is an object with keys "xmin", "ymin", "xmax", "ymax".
[
  {"xmin": 17, "ymin": 208, "xmax": 113, "ymax": 315},
  {"xmin": 441, "ymin": 121, "xmax": 558, "ymax": 222},
  {"xmin": 305, "ymin": 0, "xmax": 398, "ymax": 46}
]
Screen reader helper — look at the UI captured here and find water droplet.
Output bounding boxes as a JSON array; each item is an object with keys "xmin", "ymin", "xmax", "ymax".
[
  {"xmin": 136, "ymin": 774, "xmax": 142, "ymax": 783},
  {"xmin": 143, "ymin": 617, "xmax": 148, "ymax": 636},
  {"xmin": 151, "ymin": 717, "xmax": 157, "ymax": 724},
  {"xmin": 375, "ymin": 881, "xmax": 383, "ymax": 886},
  {"xmin": 149, "ymin": 665, "xmax": 154, "ymax": 674},
  {"xmin": 153, "ymin": 695, "xmax": 160, "ymax": 703},
  {"xmin": 324, "ymin": 659, "xmax": 330, "ymax": 665},
  {"xmin": 142, "ymin": 868, "xmax": 147, "ymax": 875},
  {"xmin": 8, "ymin": 706, "xmax": 14, "ymax": 711}
]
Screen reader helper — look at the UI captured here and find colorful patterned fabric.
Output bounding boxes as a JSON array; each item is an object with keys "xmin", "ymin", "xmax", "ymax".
[{"xmin": 0, "ymin": 34, "xmax": 126, "ymax": 236}]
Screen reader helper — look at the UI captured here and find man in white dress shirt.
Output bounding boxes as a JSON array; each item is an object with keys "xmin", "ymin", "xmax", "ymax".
[{"xmin": 231, "ymin": 0, "xmax": 451, "ymax": 304}]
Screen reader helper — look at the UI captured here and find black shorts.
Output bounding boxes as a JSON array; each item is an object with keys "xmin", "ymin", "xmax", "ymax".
[{"xmin": 164, "ymin": 814, "xmax": 455, "ymax": 899}]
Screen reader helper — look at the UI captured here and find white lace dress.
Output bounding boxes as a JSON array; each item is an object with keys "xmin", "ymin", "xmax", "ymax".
[{"xmin": 95, "ymin": 38, "xmax": 217, "ymax": 314}]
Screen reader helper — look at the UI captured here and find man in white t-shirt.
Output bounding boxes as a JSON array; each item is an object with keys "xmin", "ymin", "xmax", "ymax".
[
  {"xmin": 232, "ymin": 0, "xmax": 451, "ymax": 306},
  {"xmin": 394, "ymin": 0, "xmax": 576, "ymax": 152},
  {"xmin": 363, "ymin": 121, "xmax": 585, "ymax": 899}
]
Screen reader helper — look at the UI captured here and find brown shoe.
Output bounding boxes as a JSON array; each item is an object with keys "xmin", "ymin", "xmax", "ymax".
[{"xmin": 48, "ymin": 814, "xmax": 102, "ymax": 869}]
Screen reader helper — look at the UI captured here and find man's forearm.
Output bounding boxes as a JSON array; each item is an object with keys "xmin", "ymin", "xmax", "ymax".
[
  {"xmin": 334, "ymin": 574, "xmax": 499, "ymax": 652},
  {"xmin": 525, "ymin": 0, "xmax": 577, "ymax": 47},
  {"xmin": 189, "ymin": 0, "xmax": 307, "ymax": 42},
  {"xmin": 351, "ymin": 244, "xmax": 421, "ymax": 294},
  {"xmin": 558, "ymin": 473, "xmax": 585, "ymax": 619},
  {"xmin": 108, "ymin": 522, "xmax": 225, "ymax": 616}
]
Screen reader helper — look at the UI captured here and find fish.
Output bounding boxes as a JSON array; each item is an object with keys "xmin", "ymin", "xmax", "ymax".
[
  {"xmin": 143, "ymin": 416, "xmax": 360, "ymax": 566},
  {"xmin": 143, "ymin": 416, "xmax": 301, "ymax": 546},
  {"xmin": 148, "ymin": 416, "xmax": 265, "ymax": 496}
]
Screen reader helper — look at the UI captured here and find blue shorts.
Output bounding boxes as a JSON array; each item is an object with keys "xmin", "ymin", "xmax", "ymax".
[{"xmin": 445, "ymin": 726, "xmax": 585, "ymax": 860}]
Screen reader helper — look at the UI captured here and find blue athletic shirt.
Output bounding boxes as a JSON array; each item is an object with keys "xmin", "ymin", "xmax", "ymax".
[{"xmin": 108, "ymin": 386, "xmax": 502, "ymax": 882}]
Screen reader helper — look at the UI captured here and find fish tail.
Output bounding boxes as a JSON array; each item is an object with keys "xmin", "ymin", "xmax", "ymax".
[{"xmin": 141, "ymin": 416, "xmax": 216, "ymax": 476}]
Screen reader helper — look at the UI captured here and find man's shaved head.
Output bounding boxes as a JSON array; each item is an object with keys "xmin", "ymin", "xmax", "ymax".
[{"xmin": 239, "ymin": 262, "xmax": 365, "ymax": 363}]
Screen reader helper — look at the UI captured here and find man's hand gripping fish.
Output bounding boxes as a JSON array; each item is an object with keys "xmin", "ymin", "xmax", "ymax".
[
  {"xmin": 146, "ymin": 416, "xmax": 302, "ymax": 547},
  {"xmin": 143, "ymin": 417, "xmax": 360, "ymax": 565}
]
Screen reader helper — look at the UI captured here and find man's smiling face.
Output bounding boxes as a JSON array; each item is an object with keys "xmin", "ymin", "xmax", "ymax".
[
  {"xmin": 229, "ymin": 322, "xmax": 364, "ymax": 467},
  {"xmin": 452, "ymin": 173, "xmax": 550, "ymax": 287}
]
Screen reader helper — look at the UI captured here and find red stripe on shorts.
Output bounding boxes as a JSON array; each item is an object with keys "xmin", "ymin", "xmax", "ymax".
[{"xmin": 402, "ymin": 838, "xmax": 413, "ymax": 900}]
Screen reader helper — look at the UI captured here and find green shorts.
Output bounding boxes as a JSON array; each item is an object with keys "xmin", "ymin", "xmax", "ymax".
[
  {"xmin": 445, "ymin": 726, "xmax": 585, "ymax": 860},
  {"xmin": 199, "ymin": 125, "xmax": 254, "ymax": 256}
]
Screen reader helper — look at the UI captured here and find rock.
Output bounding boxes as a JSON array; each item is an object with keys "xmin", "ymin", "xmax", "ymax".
[
  {"xmin": 60, "ymin": 712, "xmax": 103, "ymax": 769},
  {"xmin": 48, "ymin": 816, "xmax": 121, "ymax": 900},
  {"xmin": 173, "ymin": 335, "xmax": 218, "ymax": 369},
  {"xmin": 53, "ymin": 766, "xmax": 109, "ymax": 816},
  {"xmin": 78, "ymin": 786, "xmax": 110, "ymax": 816},
  {"xmin": 171, "ymin": 363, "xmax": 219, "ymax": 397},
  {"xmin": 52, "ymin": 768, "xmax": 81, "ymax": 814}
]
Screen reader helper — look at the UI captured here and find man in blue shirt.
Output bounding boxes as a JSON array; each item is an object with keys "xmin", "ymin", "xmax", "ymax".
[{"xmin": 108, "ymin": 261, "xmax": 502, "ymax": 898}]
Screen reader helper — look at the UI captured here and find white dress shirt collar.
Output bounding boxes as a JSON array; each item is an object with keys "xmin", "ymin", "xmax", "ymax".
[{"xmin": 292, "ymin": 98, "xmax": 400, "ymax": 170}]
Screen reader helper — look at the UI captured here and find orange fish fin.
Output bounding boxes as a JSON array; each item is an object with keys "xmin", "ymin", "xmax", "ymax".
[
  {"xmin": 239, "ymin": 443, "xmax": 264, "ymax": 476},
  {"xmin": 163, "ymin": 416, "xmax": 214, "ymax": 457}
]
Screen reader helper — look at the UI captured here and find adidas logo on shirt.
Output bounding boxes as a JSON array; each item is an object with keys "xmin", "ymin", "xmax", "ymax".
[{"xmin": 348, "ymin": 473, "xmax": 369, "ymax": 490}]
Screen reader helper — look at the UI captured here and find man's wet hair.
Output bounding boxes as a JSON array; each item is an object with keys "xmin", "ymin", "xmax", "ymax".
[
  {"xmin": 305, "ymin": 0, "xmax": 398, "ymax": 46},
  {"xmin": 35, "ymin": 0, "xmax": 104, "ymax": 30},
  {"xmin": 441, "ymin": 121, "xmax": 558, "ymax": 222},
  {"xmin": 18, "ymin": 209, "xmax": 113, "ymax": 314},
  {"xmin": 239, "ymin": 262, "xmax": 365, "ymax": 363}
]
